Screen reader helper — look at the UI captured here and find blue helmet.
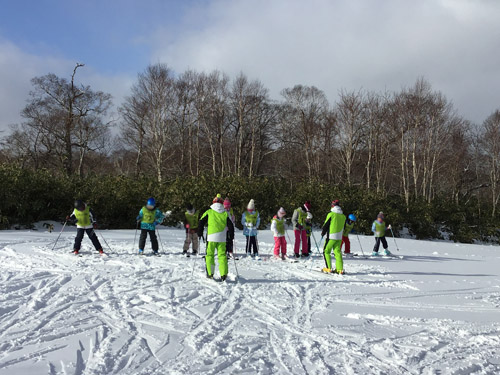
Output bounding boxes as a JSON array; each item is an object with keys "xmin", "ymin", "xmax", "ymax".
[
  {"xmin": 348, "ymin": 214, "xmax": 356, "ymax": 222},
  {"xmin": 147, "ymin": 197, "xmax": 156, "ymax": 208}
]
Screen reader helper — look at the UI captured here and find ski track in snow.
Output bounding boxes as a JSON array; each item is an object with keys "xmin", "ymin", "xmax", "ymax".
[{"xmin": 0, "ymin": 228, "xmax": 499, "ymax": 374}]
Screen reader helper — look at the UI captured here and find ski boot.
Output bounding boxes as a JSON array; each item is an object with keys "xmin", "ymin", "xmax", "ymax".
[
  {"xmin": 384, "ymin": 249, "xmax": 392, "ymax": 256},
  {"xmin": 153, "ymin": 250, "xmax": 159, "ymax": 256},
  {"xmin": 371, "ymin": 251, "xmax": 379, "ymax": 256},
  {"xmin": 335, "ymin": 269, "xmax": 346, "ymax": 275},
  {"xmin": 192, "ymin": 251, "xmax": 197, "ymax": 256},
  {"xmin": 138, "ymin": 249, "xmax": 144, "ymax": 255},
  {"xmin": 98, "ymin": 249, "xmax": 104, "ymax": 255},
  {"xmin": 322, "ymin": 268, "xmax": 332, "ymax": 273},
  {"xmin": 294, "ymin": 253, "xmax": 300, "ymax": 259},
  {"xmin": 301, "ymin": 253, "xmax": 310, "ymax": 258},
  {"xmin": 221, "ymin": 275, "xmax": 227, "ymax": 282},
  {"xmin": 73, "ymin": 249, "xmax": 79, "ymax": 255},
  {"xmin": 207, "ymin": 274, "xmax": 213, "ymax": 279}
]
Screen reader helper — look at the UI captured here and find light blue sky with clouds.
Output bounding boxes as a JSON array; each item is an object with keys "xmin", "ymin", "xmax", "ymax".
[{"xmin": 1, "ymin": 0, "xmax": 499, "ymax": 132}]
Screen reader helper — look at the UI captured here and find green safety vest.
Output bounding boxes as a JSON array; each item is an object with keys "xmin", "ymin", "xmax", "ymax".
[
  {"xmin": 74, "ymin": 206, "xmax": 91, "ymax": 227},
  {"xmin": 272, "ymin": 216, "xmax": 285, "ymax": 235},
  {"xmin": 201, "ymin": 208, "xmax": 229, "ymax": 243},
  {"xmin": 374, "ymin": 220, "xmax": 386, "ymax": 237},
  {"xmin": 245, "ymin": 211, "xmax": 259, "ymax": 226},
  {"xmin": 295, "ymin": 208, "xmax": 308, "ymax": 226},
  {"xmin": 185, "ymin": 211, "xmax": 199, "ymax": 229},
  {"xmin": 323, "ymin": 211, "xmax": 346, "ymax": 240},
  {"xmin": 343, "ymin": 222, "xmax": 354, "ymax": 237},
  {"xmin": 142, "ymin": 206, "xmax": 156, "ymax": 224}
]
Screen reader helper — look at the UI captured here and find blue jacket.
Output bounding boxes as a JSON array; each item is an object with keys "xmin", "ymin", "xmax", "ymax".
[
  {"xmin": 241, "ymin": 210, "xmax": 260, "ymax": 236},
  {"xmin": 138, "ymin": 208, "xmax": 165, "ymax": 231}
]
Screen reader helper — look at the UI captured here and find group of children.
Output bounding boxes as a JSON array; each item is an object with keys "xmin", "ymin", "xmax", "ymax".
[{"xmin": 67, "ymin": 195, "xmax": 393, "ymax": 278}]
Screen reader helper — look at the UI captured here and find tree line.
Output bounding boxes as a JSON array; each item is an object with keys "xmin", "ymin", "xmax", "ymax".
[{"xmin": 0, "ymin": 63, "xmax": 499, "ymax": 241}]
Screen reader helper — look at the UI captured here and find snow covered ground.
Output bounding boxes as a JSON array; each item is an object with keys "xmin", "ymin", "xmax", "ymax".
[{"xmin": 1, "ymin": 225, "xmax": 499, "ymax": 375}]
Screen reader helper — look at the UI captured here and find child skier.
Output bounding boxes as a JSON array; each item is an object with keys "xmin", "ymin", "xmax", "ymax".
[
  {"xmin": 292, "ymin": 200, "xmax": 311, "ymax": 258},
  {"xmin": 241, "ymin": 199, "xmax": 260, "ymax": 259},
  {"xmin": 198, "ymin": 194, "xmax": 235, "ymax": 281},
  {"xmin": 183, "ymin": 203, "xmax": 199, "ymax": 256},
  {"xmin": 136, "ymin": 197, "xmax": 165, "ymax": 256},
  {"xmin": 271, "ymin": 207, "xmax": 287, "ymax": 260},
  {"xmin": 341, "ymin": 214, "xmax": 357, "ymax": 255},
  {"xmin": 224, "ymin": 197, "xmax": 237, "ymax": 259},
  {"xmin": 305, "ymin": 212, "xmax": 313, "ymax": 255},
  {"xmin": 372, "ymin": 212, "xmax": 392, "ymax": 256},
  {"xmin": 321, "ymin": 200, "xmax": 346, "ymax": 274},
  {"xmin": 67, "ymin": 200, "xmax": 103, "ymax": 255}
]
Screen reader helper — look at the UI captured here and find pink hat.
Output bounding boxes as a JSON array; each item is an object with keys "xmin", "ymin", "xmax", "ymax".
[{"xmin": 224, "ymin": 198, "xmax": 231, "ymax": 209}]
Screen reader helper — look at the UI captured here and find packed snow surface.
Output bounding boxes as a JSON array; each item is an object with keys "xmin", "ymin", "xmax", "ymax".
[{"xmin": 1, "ymin": 225, "xmax": 499, "ymax": 374}]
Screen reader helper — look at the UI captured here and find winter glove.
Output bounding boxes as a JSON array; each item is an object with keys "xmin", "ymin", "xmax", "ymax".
[
  {"xmin": 93, "ymin": 223, "xmax": 98, "ymax": 229},
  {"xmin": 246, "ymin": 222, "xmax": 254, "ymax": 228},
  {"xmin": 66, "ymin": 215, "xmax": 70, "ymax": 221},
  {"xmin": 136, "ymin": 216, "xmax": 141, "ymax": 222},
  {"xmin": 153, "ymin": 221, "xmax": 158, "ymax": 226},
  {"xmin": 186, "ymin": 224, "xmax": 190, "ymax": 229},
  {"xmin": 387, "ymin": 225, "xmax": 392, "ymax": 230}
]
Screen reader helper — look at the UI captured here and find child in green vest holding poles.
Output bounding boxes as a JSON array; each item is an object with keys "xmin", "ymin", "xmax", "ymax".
[
  {"xmin": 271, "ymin": 207, "xmax": 287, "ymax": 260},
  {"xmin": 67, "ymin": 200, "xmax": 103, "ymax": 255},
  {"xmin": 198, "ymin": 194, "xmax": 235, "ymax": 281},
  {"xmin": 241, "ymin": 199, "xmax": 260, "ymax": 259},
  {"xmin": 341, "ymin": 214, "xmax": 357, "ymax": 255},
  {"xmin": 321, "ymin": 200, "xmax": 346, "ymax": 274},
  {"xmin": 183, "ymin": 203, "xmax": 199, "ymax": 256},
  {"xmin": 224, "ymin": 197, "xmax": 237, "ymax": 259},
  {"xmin": 136, "ymin": 197, "xmax": 165, "ymax": 256},
  {"xmin": 292, "ymin": 200, "xmax": 311, "ymax": 258},
  {"xmin": 371, "ymin": 212, "xmax": 392, "ymax": 256}
]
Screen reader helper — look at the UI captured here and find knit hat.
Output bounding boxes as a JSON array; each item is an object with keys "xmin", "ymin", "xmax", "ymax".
[
  {"xmin": 213, "ymin": 193, "xmax": 224, "ymax": 204},
  {"xmin": 224, "ymin": 197, "xmax": 231, "ymax": 209},
  {"xmin": 186, "ymin": 203, "xmax": 194, "ymax": 211},
  {"xmin": 377, "ymin": 211, "xmax": 384, "ymax": 219},
  {"xmin": 277, "ymin": 207, "xmax": 286, "ymax": 217},
  {"xmin": 331, "ymin": 199, "xmax": 340, "ymax": 207},
  {"xmin": 304, "ymin": 200, "xmax": 311, "ymax": 212},
  {"xmin": 247, "ymin": 199, "xmax": 255, "ymax": 210}
]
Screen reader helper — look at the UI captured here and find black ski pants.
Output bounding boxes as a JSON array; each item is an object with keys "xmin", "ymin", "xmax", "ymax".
[
  {"xmin": 373, "ymin": 236, "xmax": 388, "ymax": 253},
  {"xmin": 245, "ymin": 236, "xmax": 258, "ymax": 255},
  {"xmin": 139, "ymin": 229, "xmax": 158, "ymax": 252},
  {"xmin": 74, "ymin": 228, "xmax": 102, "ymax": 251}
]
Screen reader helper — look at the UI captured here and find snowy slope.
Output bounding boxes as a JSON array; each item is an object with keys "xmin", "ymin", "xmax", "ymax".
[{"xmin": 0, "ymin": 226, "xmax": 499, "ymax": 375}]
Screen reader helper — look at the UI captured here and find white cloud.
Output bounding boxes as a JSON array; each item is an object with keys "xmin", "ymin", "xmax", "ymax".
[
  {"xmin": 0, "ymin": 38, "xmax": 134, "ymax": 133},
  {"xmin": 151, "ymin": 0, "xmax": 500, "ymax": 123}
]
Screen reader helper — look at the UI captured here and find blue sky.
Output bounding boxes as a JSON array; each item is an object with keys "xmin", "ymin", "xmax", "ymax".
[
  {"xmin": 1, "ymin": 0, "xmax": 499, "ymax": 131},
  {"xmin": 0, "ymin": 0, "xmax": 193, "ymax": 74}
]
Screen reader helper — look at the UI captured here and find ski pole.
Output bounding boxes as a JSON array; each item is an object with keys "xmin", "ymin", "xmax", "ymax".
[
  {"xmin": 311, "ymin": 232, "xmax": 321, "ymax": 255},
  {"xmin": 356, "ymin": 234, "xmax": 365, "ymax": 257},
  {"xmin": 309, "ymin": 235, "xmax": 324, "ymax": 272},
  {"xmin": 156, "ymin": 227, "xmax": 165, "ymax": 253},
  {"xmin": 51, "ymin": 220, "xmax": 67, "ymax": 251},
  {"xmin": 95, "ymin": 229, "xmax": 113, "ymax": 253},
  {"xmin": 132, "ymin": 221, "xmax": 139, "ymax": 253},
  {"xmin": 389, "ymin": 227, "xmax": 400, "ymax": 251},
  {"xmin": 232, "ymin": 239, "xmax": 239, "ymax": 281},
  {"xmin": 192, "ymin": 232, "xmax": 205, "ymax": 277},
  {"xmin": 285, "ymin": 229, "xmax": 293, "ymax": 257}
]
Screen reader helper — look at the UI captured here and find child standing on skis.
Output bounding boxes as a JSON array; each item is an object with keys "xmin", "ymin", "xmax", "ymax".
[
  {"xmin": 341, "ymin": 214, "xmax": 357, "ymax": 255},
  {"xmin": 136, "ymin": 197, "xmax": 165, "ymax": 256},
  {"xmin": 305, "ymin": 212, "xmax": 313, "ymax": 255},
  {"xmin": 372, "ymin": 212, "xmax": 391, "ymax": 256},
  {"xmin": 241, "ymin": 199, "xmax": 260, "ymax": 258},
  {"xmin": 271, "ymin": 207, "xmax": 287, "ymax": 260},
  {"xmin": 198, "ymin": 194, "xmax": 235, "ymax": 281},
  {"xmin": 183, "ymin": 203, "xmax": 199, "ymax": 256},
  {"xmin": 292, "ymin": 200, "xmax": 311, "ymax": 258},
  {"xmin": 67, "ymin": 200, "xmax": 103, "ymax": 255},
  {"xmin": 224, "ymin": 197, "xmax": 237, "ymax": 259},
  {"xmin": 321, "ymin": 200, "xmax": 346, "ymax": 274}
]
